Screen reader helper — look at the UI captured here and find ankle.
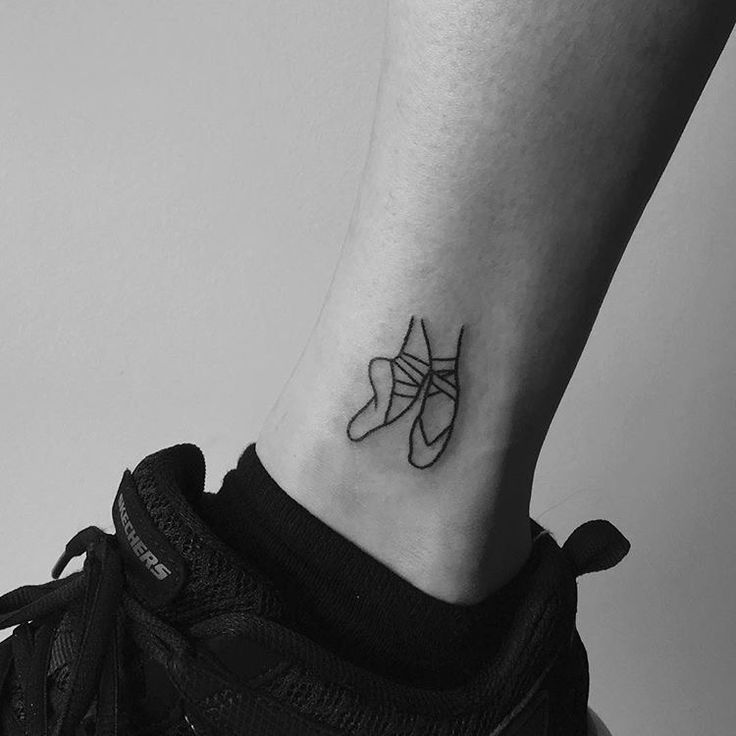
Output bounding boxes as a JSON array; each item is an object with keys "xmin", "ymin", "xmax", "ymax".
[{"xmin": 255, "ymin": 425, "xmax": 535, "ymax": 604}]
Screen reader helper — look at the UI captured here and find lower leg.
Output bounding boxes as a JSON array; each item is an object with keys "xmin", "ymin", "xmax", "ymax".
[{"xmin": 258, "ymin": 0, "xmax": 735, "ymax": 603}]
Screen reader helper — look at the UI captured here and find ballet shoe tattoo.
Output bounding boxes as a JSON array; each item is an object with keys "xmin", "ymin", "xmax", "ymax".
[{"xmin": 347, "ymin": 317, "xmax": 465, "ymax": 468}]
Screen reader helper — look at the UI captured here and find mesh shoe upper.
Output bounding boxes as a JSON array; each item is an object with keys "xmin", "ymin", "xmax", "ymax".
[{"xmin": 0, "ymin": 444, "xmax": 629, "ymax": 736}]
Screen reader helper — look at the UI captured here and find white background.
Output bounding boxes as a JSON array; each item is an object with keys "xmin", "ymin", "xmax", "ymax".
[{"xmin": 1, "ymin": 4, "xmax": 735, "ymax": 734}]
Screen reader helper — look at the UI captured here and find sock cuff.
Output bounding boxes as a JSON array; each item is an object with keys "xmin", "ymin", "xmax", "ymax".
[{"xmin": 203, "ymin": 444, "xmax": 537, "ymax": 687}]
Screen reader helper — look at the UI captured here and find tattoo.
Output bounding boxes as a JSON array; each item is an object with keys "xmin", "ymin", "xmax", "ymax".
[{"xmin": 347, "ymin": 317, "xmax": 465, "ymax": 468}]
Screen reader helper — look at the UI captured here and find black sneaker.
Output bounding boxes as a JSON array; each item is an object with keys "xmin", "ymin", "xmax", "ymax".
[{"xmin": 0, "ymin": 444, "xmax": 629, "ymax": 735}]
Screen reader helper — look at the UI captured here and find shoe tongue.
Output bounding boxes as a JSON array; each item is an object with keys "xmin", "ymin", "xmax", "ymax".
[
  {"xmin": 112, "ymin": 444, "xmax": 203, "ymax": 608},
  {"xmin": 132, "ymin": 442, "xmax": 207, "ymax": 506},
  {"xmin": 112, "ymin": 444, "xmax": 282, "ymax": 623}
]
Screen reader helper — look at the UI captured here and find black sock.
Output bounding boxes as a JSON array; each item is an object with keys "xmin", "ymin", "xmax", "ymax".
[{"xmin": 200, "ymin": 444, "xmax": 535, "ymax": 689}]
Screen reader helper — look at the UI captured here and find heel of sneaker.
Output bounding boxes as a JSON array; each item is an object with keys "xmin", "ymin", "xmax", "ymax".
[{"xmin": 544, "ymin": 630, "xmax": 590, "ymax": 736}]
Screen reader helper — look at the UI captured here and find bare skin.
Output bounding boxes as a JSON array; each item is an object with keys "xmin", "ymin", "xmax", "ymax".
[{"xmin": 258, "ymin": 0, "xmax": 735, "ymax": 604}]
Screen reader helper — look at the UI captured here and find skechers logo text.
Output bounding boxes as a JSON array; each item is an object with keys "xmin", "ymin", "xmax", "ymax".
[{"xmin": 117, "ymin": 495, "xmax": 172, "ymax": 581}]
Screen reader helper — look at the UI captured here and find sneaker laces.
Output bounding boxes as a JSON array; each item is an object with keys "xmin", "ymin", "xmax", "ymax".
[{"xmin": 0, "ymin": 526, "xmax": 190, "ymax": 736}]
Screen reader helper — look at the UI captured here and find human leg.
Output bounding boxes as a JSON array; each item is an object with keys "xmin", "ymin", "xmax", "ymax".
[{"xmin": 258, "ymin": 0, "xmax": 735, "ymax": 604}]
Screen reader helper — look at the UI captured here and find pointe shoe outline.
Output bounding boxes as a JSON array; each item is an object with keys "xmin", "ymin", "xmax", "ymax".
[
  {"xmin": 408, "ymin": 326, "xmax": 464, "ymax": 468},
  {"xmin": 347, "ymin": 317, "xmax": 431, "ymax": 442}
]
